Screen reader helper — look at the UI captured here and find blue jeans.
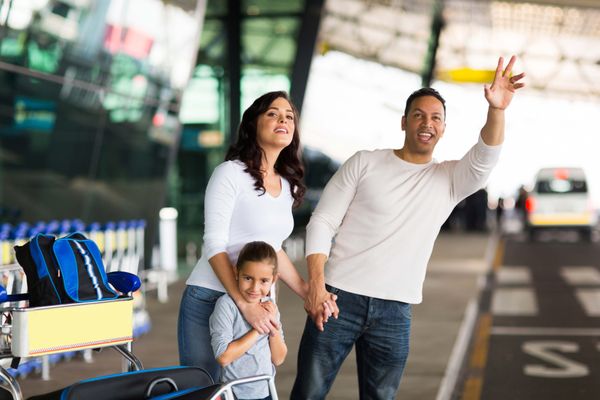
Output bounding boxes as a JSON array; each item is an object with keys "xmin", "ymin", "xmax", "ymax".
[
  {"xmin": 177, "ymin": 285, "xmax": 225, "ymax": 383},
  {"xmin": 291, "ymin": 285, "xmax": 412, "ymax": 400}
]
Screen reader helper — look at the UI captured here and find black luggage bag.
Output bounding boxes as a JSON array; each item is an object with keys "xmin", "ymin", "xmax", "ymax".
[{"xmin": 26, "ymin": 366, "xmax": 217, "ymax": 400}]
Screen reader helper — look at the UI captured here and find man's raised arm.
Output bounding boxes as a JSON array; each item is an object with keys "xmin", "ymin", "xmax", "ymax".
[{"xmin": 480, "ymin": 55, "xmax": 525, "ymax": 146}]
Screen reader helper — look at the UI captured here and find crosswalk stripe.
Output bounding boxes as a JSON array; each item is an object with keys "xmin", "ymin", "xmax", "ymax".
[
  {"xmin": 574, "ymin": 289, "xmax": 600, "ymax": 316},
  {"xmin": 491, "ymin": 288, "xmax": 538, "ymax": 316},
  {"xmin": 496, "ymin": 266, "xmax": 531, "ymax": 284},
  {"xmin": 560, "ymin": 267, "xmax": 600, "ymax": 285},
  {"xmin": 491, "ymin": 326, "xmax": 600, "ymax": 336}
]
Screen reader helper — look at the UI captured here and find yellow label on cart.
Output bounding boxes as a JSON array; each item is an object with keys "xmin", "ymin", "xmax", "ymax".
[
  {"xmin": 12, "ymin": 298, "xmax": 133, "ymax": 357},
  {"xmin": 1, "ymin": 241, "xmax": 12, "ymax": 265}
]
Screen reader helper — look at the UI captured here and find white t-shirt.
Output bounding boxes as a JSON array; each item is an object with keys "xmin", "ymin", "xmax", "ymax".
[
  {"xmin": 187, "ymin": 160, "xmax": 294, "ymax": 291},
  {"xmin": 306, "ymin": 136, "xmax": 501, "ymax": 304}
]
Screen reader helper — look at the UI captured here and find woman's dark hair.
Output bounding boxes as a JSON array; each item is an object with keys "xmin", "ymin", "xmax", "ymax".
[
  {"xmin": 236, "ymin": 241, "xmax": 278, "ymax": 276},
  {"xmin": 225, "ymin": 91, "xmax": 305, "ymax": 207}
]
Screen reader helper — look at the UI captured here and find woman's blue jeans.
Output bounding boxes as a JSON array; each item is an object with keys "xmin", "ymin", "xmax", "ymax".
[
  {"xmin": 177, "ymin": 284, "xmax": 225, "ymax": 382},
  {"xmin": 291, "ymin": 285, "xmax": 412, "ymax": 400}
]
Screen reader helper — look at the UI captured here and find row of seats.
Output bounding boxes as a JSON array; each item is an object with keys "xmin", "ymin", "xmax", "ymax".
[{"xmin": 1, "ymin": 219, "xmax": 146, "ymax": 275}]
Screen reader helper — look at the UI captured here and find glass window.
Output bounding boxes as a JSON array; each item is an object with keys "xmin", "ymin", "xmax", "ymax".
[
  {"xmin": 0, "ymin": 0, "xmax": 202, "ymax": 261},
  {"xmin": 537, "ymin": 179, "xmax": 588, "ymax": 194}
]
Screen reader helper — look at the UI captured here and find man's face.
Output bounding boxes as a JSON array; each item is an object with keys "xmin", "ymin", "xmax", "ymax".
[{"xmin": 401, "ymin": 96, "xmax": 446, "ymax": 158}]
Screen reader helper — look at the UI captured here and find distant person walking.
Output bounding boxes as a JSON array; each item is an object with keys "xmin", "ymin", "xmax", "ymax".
[
  {"xmin": 496, "ymin": 197, "xmax": 505, "ymax": 231},
  {"xmin": 291, "ymin": 56, "xmax": 525, "ymax": 399},
  {"xmin": 515, "ymin": 185, "xmax": 529, "ymax": 229}
]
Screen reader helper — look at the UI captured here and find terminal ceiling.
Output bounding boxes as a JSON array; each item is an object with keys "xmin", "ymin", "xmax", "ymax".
[
  {"xmin": 318, "ymin": 0, "xmax": 600, "ymax": 98},
  {"xmin": 168, "ymin": 0, "xmax": 600, "ymax": 99}
]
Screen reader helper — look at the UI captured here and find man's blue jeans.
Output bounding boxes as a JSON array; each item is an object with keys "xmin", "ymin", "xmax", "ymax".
[
  {"xmin": 291, "ymin": 285, "xmax": 412, "ymax": 400},
  {"xmin": 177, "ymin": 284, "xmax": 225, "ymax": 382}
]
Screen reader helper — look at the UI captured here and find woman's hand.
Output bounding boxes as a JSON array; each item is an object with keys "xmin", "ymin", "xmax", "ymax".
[
  {"xmin": 238, "ymin": 301, "xmax": 278, "ymax": 335},
  {"xmin": 322, "ymin": 293, "xmax": 339, "ymax": 323},
  {"xmin": 260, "ymin": 301, "xmax": 282, "ymax": 334},
  {"xmin": 260, "ymin": 299, "xmax": 278, "ymax": 315}
]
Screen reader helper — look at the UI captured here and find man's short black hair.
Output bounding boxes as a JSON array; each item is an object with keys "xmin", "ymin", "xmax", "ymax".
[{"xmin": 404, "ymin": 87, "xmax": 446, "ymax": 117}]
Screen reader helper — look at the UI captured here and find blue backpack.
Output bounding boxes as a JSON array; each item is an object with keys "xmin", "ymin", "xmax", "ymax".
[{"xmin": 14, "ymin": 232, "xmax": 118, "ymax": 307}]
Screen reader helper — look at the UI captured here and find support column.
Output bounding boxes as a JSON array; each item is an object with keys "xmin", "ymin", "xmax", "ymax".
[{"xmin": 290, "ymin": 0, "xmax": 325, "ymax": 113}]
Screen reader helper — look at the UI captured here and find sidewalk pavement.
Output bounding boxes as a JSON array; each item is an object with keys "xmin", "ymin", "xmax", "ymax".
[{"xmin": 15, "ymin": 231, "xmax": 493, "ymax": 399}]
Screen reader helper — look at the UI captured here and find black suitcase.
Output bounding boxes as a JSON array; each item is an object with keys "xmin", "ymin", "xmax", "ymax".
[
  {"xmin": 26, "ymin": 366, "xmax": 215, "ymax": 400},
  {"xmin": 149, "ymin": 375, "xmax": 276, "ymax": 400}
]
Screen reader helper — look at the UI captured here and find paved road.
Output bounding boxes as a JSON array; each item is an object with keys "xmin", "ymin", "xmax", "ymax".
[{"xmin": 458, "ymin": 233, "xmax": 600, "ymax": 400}]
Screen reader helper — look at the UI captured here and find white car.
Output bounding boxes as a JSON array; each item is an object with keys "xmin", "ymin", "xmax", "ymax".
[{"xmin": 525, "ymin": 167, "xmax": 597, "ymax": 241}]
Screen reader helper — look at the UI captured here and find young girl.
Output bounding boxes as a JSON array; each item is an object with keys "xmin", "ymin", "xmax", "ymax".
[{"xmin": 209, "ymin": 241, "xmax": 285, "ymax": 400}]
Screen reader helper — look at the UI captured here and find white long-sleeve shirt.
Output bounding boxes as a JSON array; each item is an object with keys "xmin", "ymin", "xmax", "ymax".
[
  {"xmin": 306, "ymin": 135, "xmax": 501, "ymax": 304},
  {"xmin": 187, "ymin": 160, "xmax": 294, "ymax": 292}
]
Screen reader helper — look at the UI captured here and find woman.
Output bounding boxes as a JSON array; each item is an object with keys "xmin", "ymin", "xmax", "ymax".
[{"xmin": 177, "ymin": 91, "xmax": 334, "ymax": 381}]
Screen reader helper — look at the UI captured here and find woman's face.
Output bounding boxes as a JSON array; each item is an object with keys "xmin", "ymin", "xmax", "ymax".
[{"xmin": 256, "ymin": 97, "xmax": 296, "ymax": 152}]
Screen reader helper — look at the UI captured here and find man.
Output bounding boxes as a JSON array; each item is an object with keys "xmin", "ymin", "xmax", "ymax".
[{"xmin": 291, "ymin": 56, "xmax": 525, "ymax": 399}]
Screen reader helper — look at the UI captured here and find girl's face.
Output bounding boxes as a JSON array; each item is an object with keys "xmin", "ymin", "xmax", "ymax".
[
  {"xmin": 237, "ymin": 260, "xmax": 276, "ymax": 303},
  {"xmin": 256, "ymin": 97, "xmax": 295, "ymax": 152}
]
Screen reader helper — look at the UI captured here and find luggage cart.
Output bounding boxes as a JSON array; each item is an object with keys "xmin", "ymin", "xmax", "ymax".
[
  {"xmin": 0, "ymin": 270, "xmax": 279, "ymax": 400},
  {"xmin": 0, "ymin": 271, "xmax": 143, "ymax": 400}
]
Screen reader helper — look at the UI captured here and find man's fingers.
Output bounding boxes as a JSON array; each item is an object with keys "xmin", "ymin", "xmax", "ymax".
[
  {"xmin": 511, "ymin": 72, "xmax": 526, "ymax": 83},
  {"xmin": 309, "ymin": 307, "xmax": 325, "ymax": 331},
  {"xmin": 503, "ymin": 55, "xmax": 516, "ymax": 77},
  {"xmin": 494, "ymin": 57, "xmax": 504, "ymax": 81},
  {"xmin": 314, "ymin": 314, "xmax": 325, "ymax": 331}
]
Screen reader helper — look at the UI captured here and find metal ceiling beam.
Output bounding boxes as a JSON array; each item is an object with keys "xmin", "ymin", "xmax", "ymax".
[
  {"xmin": 421, "ymin": 0, "xmax": 444, "ymax": 87},
  {"xmin": 226, "ymin": 0, "xmax": 241, "ymax": 145},
  {"xmin": 500, "ymin": 0, "xmax": 600, "ymax": 9},
  {"xmin": 290, "ymin": 0, "xmax": 326, "ymax": 113}
]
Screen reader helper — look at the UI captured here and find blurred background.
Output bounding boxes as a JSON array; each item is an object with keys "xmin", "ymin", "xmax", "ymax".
[
  {"xmin": 0, "ymin": 0, "xmax": 599, "ymax": 274},
  {"xmin": 1, "ymin": 2, "xmax": 600, "ymax": 398}
]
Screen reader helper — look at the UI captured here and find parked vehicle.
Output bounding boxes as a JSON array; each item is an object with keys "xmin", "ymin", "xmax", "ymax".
[{"xmin": 525, "ymin": 167, "xmax": 597, "ymax": 241}]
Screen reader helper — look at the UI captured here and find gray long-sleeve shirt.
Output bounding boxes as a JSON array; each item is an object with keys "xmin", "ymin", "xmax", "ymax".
[{"xmin": 209, "ymin": 294, "xmax": 282, "ymax": 399}]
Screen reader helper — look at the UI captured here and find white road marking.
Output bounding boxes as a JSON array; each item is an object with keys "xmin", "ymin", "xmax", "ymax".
[
  {"xmin": 497, "ymin": 266, "xmax": 531, "ymax": 284},
  {"xmin": 574, "ymin": 289, "xmax": 600, "ymax": 316},
  {"xmin": 492, "ymin": 288, "xmax": 538, "ymax": 316},
  {"xmin": 560, "ymin": 266, "xmax": 600, "ymax": 285},
  {"xmin": 492, "ymin": 326, "xmax": 600, "ymax": 336}
]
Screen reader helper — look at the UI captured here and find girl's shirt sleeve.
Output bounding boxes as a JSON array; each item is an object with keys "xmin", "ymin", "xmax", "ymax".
[{"xmin": 209, "ymin": 297, "xmax": 236, "ymax": 358}]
